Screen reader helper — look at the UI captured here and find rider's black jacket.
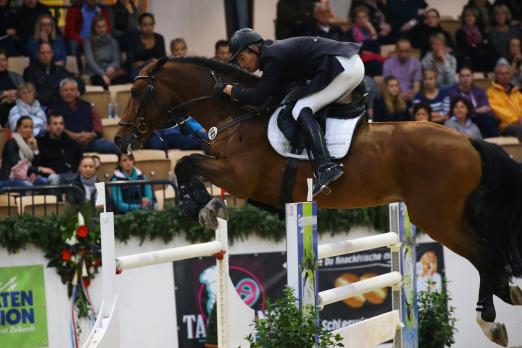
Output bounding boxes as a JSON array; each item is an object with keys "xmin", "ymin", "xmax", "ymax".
[{"xmin": 231, "ymin": 36, "xmax": 361, "ymax": 106}]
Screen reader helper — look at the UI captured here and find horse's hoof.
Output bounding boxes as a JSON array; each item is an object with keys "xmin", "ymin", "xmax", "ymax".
[
  {"xmin": 477, "ymin": 313, "xmax": 509, "ymax": 347},
  {"xmin": 208, "ymin": 197, "xmax": 229, "ymax": 220},
  {"xmin": 510, "ymin": 285, "xmax": 522, "ymax": 305},
  {"xmin": 199, "ymin": 206, "xmax": 219, "ymax": 230}
]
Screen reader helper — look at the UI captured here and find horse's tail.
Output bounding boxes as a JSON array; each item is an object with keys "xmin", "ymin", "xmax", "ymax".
[{"xmin": 466, "ymin": 139, "xmax": 522, "ymax": 279}]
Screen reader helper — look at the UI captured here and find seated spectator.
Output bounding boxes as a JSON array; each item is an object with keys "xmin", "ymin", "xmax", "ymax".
[
  {"xmin": 444, "ymin": 96, "xmax": 482, "ymax": 140},
  {"xmin": 412, "ymin": 102, "xmax": 432, "ymax": 121},
  {"xmin": 413, "ymin": 68, "xmax": 450, "ymax": 123},
  {"xmin": 488, "ymin": 4, "xmax": 521, "ymax": 60},
  {"xmin": 170, "ymin": 38, "xmax": 187, "ymax": 57},
  {"xmin": 23, "ymin": 42, "xmax": 84, "ymax": 107},
  {"xmin": 466, "ymin": 0, "xmax": 493, "ymax": 31},
  {"xmin": 0, "ymin": 49, "xmax": 23, "ymax": 126},
  {"xmin": 350, "ymin": 0, "xmax": 392, "ymax": 42},
  {"xmin": 214, "ymin": 40, "xmax": 230, "ymax": 63},
  {"xmin": 67, "ymin": 155, "xmax": 98, "ymax": 206},
  {"xmin": 306, "ymin": 2, "xmax": 344, "ymax": 41},
  {"xmin": 487, "ymin": 61, "xmax": 522, "ymax": 140},
  {"xmin": 110, "ymin": 153, "xmax": 154, "ymax": 213},
  {"xmin": 26, "ymin": 14, "xmax": 66, "ymax": 65},
  {"xmin": 7, "ymin": 0, "xmax": 52, "ymax": 54},
  {"xmin": 409, "ymin": 8, "xmax": 455, "ymax": 57},
  {"xmin": 0, "ymin": 116, "xmax": 52, "ymax": 185},
  {"xmin": 373, "ymin": 76, "xmax": 411, "ymax": 122},
  {"xmin": 0, "ymin": 0, "xmax": 18, "ymax": 56},
  {"xmin": 386, "ymin": 0, "xmax": 428, "ymax": 37},
  {"xmin": 421, "ymin": 33, "xmax": 457, "ymax": 89},
  {"xmin": 48, "ymin": 78, "xmax": 120, "ymax": 154},
  {"xmin": 85, "ymin": 15, "xmax": 127, "ymax": 90},
  {"xmin": 495, "ymin": 0, "xmax": 522, "ymax": 23},
  {"xmin": 34, "ymin": 114, "xmax": 83, "ymax": 185},
  {"xmin": 383, "ymin": 38, "xmax": 422, "ymax": 102},
  {"xmin": 109, "ymin": 0, "xmax": 140, "ymax": 51},
  {"xmin": 448, "ymin": 66, "xmax": 500, "ymax": 137},
  {"xmin": 128, "ymin": 13, "xmax": 166, "ymax": 78},
  {"xmin": 64, "ymin": 0, "xmax": 112, "ymax": 58},
  {"xmin": 346, "ymin": 5, "xmax": 385, "ymax": 76},
  {"xmin": 8, "ymin": 83, "xmax": 47, "ymax": 136},
  {"xmin": 456, "ymin": 5, "xmax": 494, "ymax": 72},
  {"xmin": 497, "ymin": 37, "xmax": 522, "ymax": 87}
]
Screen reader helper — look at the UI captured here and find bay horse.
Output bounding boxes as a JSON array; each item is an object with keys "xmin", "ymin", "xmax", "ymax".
[{"xmin": 115, "ymin": 56, "xmax": 522, "ymax": 346}]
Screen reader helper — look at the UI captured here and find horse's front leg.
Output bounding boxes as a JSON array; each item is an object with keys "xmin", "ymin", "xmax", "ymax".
[{"xmin": 174, "ymin": 154, "xmax": 250, "ymax": 229}]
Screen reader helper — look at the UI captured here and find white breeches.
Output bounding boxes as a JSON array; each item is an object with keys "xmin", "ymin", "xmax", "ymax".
[{"xmin": 291, "ymin": 54, "xmax": 365, "ymax": 120}]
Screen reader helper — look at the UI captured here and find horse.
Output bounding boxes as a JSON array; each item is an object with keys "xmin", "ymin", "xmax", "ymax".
[{"xmin": 115, "ymin": 56, "xmax": 522, "ymax": 346}]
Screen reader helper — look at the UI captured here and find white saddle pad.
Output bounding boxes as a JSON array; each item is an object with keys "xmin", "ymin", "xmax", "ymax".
[{"xmin": 267, "ymin": 107, "xmax": 363, "ymax": 160}]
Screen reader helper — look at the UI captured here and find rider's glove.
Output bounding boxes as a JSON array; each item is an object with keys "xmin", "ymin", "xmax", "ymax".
[{"xmin": 214, "ymin": 82, "xmax": 229, "ymax": 100}]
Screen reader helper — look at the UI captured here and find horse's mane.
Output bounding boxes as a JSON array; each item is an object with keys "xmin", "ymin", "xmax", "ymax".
[{"xmin": 142, "ymin": 56, "xmax": 260, "ymax": 83}]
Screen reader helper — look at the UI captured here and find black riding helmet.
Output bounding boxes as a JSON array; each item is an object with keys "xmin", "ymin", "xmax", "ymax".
[{"xmin": 229, "ymin": 28, "xmax": 264, "ymax": 63}]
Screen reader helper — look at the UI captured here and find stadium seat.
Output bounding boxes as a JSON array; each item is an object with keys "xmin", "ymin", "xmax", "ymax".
[
  {"xmin": 501, "ymin": 143, "xmax": 522, "ymax": 162},
  {"xmin": 132, "ymin": 150, "xmax": 171, "ymax": 180},
  {"xmin": 16, "ymin": 195, "xmax": 64, "ymax": 216},
  {"xmin": 440, "ymin": 19, "xmax": 459, "ymax": 43},
  {"xmin": 484, "ymin": 137, "xmax": 519, "ymax": 145},
  {"xmin": 167, "ymin": 149, "xmax": 204, "ymax": 171},
  {"xmin": 91, "ymin": 153, "xmax": 119, "ymax": 181},
  {"xmin": 154, "ymin": 185, "xmax": 176, "ymax": 210},
  {"xmin": 0, "ymin": 128, "xmax": 10, "ymax": 164},
  {"xmin": 9, "ymin": 56, "xmax": 30, "ymax": 76},
  {"xmin": 474, "ymin": 78, "xmax": 491, "ymax": 91},
  {"xmin": 0, "ymin": 195, "xmax": 18, "ymax": 217},
  {"xmin": 102, "ymin": 117, "xmax": 120, "ymax": 142},
  {"xmin": 380, "ymin": 44, "xmax": 395, "ymax": 57},
  {"xmin": 82, "ymin": 91, "xmax": 112, "ymax": 118},
  {"xmin": 115, "ymin": 90, "xmax": 131, "ymax": 116}
]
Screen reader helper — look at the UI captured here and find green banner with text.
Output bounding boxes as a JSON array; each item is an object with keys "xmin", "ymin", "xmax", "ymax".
[{"xmin": 0, "ymin": 265, "xmax": 48, "ymax": 348}]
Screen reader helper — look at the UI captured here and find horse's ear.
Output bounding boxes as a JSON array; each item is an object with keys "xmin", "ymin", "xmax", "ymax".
[{"xmin": 153, "ymin": 57, "xmax": 169, "ymax": 73}]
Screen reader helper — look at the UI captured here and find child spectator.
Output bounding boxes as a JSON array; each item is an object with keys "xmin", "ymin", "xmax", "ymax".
[
  {"xmin": 170, "ymin": 38, "xmax": 187, "ymax": 57},
  {"xmin": 8, "ymin": 83, "xmax": 47, "ymax": 136},
  {"xmin": 127, "ymin": 12, "xmax": 165, "ymax": 78},
  {"xmin": 214, "ymin": 40, "xmax": 230, "ymax": 63},
  {"xmin": 488, "ymin": 4, "xmax": 521, "ymax": 60},
  {"xmin": 497, "ymin": 37, "xmax": 522, "ymax": 87},
  {"xmin": 0, "ymin": 49, "xmax": 23, "ymax": 126},
  {"xmin": 84, "ymin": 15, "xmax": 127, "ymax": 90},
  {"xmin": 26, "ymin": 14, "xmax": 66, "ymax": 66},
  {"xmin": 445, "ymin": 96, "xmax": 482, "ymax": 140},
  {"xmin": 421, "ymin": 33, "xmax": 457, "ymax": 89},
  {"xmin": 412, "ymin": 103, "xmax": 432, "ymax": 121},
  {"xmin": 110, "ymin": 153, "xmax": 154, "ymax": 213},
  {"xmin": 413, "ymin": 68, "xmax": 450, "ymax": 123},
  {"xmin": 373, "ymin": 76, "xmax": 411, "ymax": 122}
]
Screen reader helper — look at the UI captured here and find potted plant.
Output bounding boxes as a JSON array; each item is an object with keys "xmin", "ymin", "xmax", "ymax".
[
  {"xmin": 418, "ymin": 279, "xmax": 457, "ymax": 348},
  {"xmin": 245, "ymin": 287, "xmax": 343, "ymax": 347},
  {"xmin": 205, "ymin": 303, "xmax": 218, "ymax": 348}
]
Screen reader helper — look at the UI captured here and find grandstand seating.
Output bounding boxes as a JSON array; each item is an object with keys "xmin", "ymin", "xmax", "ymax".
[
  {"xmin": 0, "ymin": 195, "xmax": 18, "ymax": 217},
  {"xmin": 132, "ymin": 149, "xmax": 171, "ymax": 180},
  {"xmin": 16, "ymin": 195, "xmax": 64, "ymax": 216},
  {"xmin": 82, "ymin": 91, "xmax": 112, "ymax": 118},
  {"xmin": 501, "ymin": 143, "xmax": 522, "ymax": 162},
  {"xmin": 102, "ymin": 118, "xmax": 121, "ymax": 142}
]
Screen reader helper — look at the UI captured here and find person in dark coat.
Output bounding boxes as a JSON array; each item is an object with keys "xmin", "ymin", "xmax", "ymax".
[
  {"xmin": 306, "ymin": 2, "xmax": 345, "ymax": 41},
  {"xmin": 0, "ymin": 48, "xmax": 23, "ymax": 126},
  {"xmin": 7, "ymin": 0, "xmax": 52, "ymax": 53},
  {"xmin": 408, "ymin": 8, "xmax": 455, "ymax": 57},
  {"xmin": 216, "ymin": 28, "xmax": 365, "ymax": 197}
]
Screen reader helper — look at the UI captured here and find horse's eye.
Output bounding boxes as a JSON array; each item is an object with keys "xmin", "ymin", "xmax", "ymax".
[{"xmin": 131, "ymin": 88, "xmax": 141, "ymax": 99}]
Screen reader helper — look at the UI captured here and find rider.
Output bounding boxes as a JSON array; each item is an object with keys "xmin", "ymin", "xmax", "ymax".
[{"xmin": 215, "ymin": 28, "xmax": 365, "ymax": 197}]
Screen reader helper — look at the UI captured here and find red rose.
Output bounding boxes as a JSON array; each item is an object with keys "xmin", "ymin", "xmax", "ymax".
[
  {"xmin": 61, "ymin": 249, "xmax": 72, "ymax": 261},
  {"xmin": 82, "ymin": 278, "xmax": 91, "ymax": 288},
  {"xmin": 93, "ymin": 259, "xmax": 101, "ymax": 267},
  {"xmin": 76, "ymin": 225, "xmax": 89, "ymax": 238}
]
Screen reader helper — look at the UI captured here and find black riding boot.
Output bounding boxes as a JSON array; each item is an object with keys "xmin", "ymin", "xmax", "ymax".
[{"xmin": 297, "ymin": 107, "xmax": 343, "ymax": 196}]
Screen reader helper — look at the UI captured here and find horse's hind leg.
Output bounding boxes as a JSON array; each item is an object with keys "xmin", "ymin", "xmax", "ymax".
[
  {"xmin": 477, "ymin": 273, "xmax": 509, "ymax": 347},
  {"xmin": 492, "ymin": 264, "xmax": 522, "ymax": 306}
]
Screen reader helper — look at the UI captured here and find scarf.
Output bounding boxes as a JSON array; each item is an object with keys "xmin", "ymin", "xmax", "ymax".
[
  {"xmin": 80, "ymin": 176, "xmax": 97, "ymax": 201},
  {"xmin": 464, "ymin": 25, "xmax": 482, "ymax": 45},
  {"xmin": 11, "ymin": 132, "xmax": 34, "ymax": 162}
]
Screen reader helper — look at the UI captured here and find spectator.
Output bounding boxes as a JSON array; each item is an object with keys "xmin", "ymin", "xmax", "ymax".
[
  {"xmin": 350, "ymin": 0, "xmax": 392, "ymax": 42},
  {"xmin": 8, "ymin": 83, "xmax": 47, "ymax": 136},
  {"xmin": 455, "ymin": 5, "xmax": 494, "ymax": 72},
  {"xmin": 373, "ymin": 76, "xmax": 410, "ymax": 122},
  {"xmin": 412, "ymin": 102, "xmax": 432, "ymax": 121},
  {"xmin": 127, "ymin": 13, "xmax": 165, "ymax": 78},
  {"xmin": 488, "ymin": 4, "xmax": 521, "ymax": 60},
  {"xmin": 67, "ymin": 156, "xmax": 98, "ymax": 206},
  {"xmin": 0, "ymin": 49, "xmax": 23, "ymax": 127},
  {"xmin": 383, "ymin": 38, "xmax": 422, "ymax": 102},
  {"xmin": 413, "ymin": 68, "xmax": 450, "ymax": 123},
  {"xmin": 497, "ymin": 37, "xmax": 522, "ymax": 87},
  {"xmin": 495, "ymin": 0, "xmax": 522, "ymax": 23},
  {"xmin": 84, "ymin": 15, "xmax": 127, "ymax": 90},
  {"xmin": 487, "ymin": 61, "xmax": 522, "ymax": 140},
  {"xmin": 7, "ymin": 0, "xmax": 52, "ymax": 53},
  {"xmin": 421, "ymin": 33, "xmax": 457, "ymax": 89},
  {"xmin": 23, "ymin": 42, "xmax": 84, "ymax": 107},
  {"xmin": 0, "ymin": 116, "xmax": 52, "ymax": 185},
  {"xmin": 409, "ymin": 8, "xmax": 455, "ymax": 57},
  {"xmin": 466, "ymin": 0, "xmax": 493, "ymax": 31},
  {"xmin": 386, "ymin": 0, "xmax": 428, "ymax": 36},
  {"xmin": 109, "ymin": 0, "xmax": 140, "ymax": 51},
  {"xmin": 306, "ymin": 2, "xmax": 344, "ymax": 41},
  {"xmin": 445, "ymin": 96, "xmax": 482, "ymax": 139},
  {"xmin": 26, "ymin": 13, "xmax": 66, "ymax": 66},
  {"xmin": 110, "ymin": 153, "xmax": 154, "ymax": 213},
  {"xmin": 0, "ymin": 0, "xmax": 17, "ymax": 56},
  {"xmin": 448, "ymin": 66, "xmax": 500, "ymax": 137},
  {"xmin": 275, "ymin": 0, "xmax": 316, "ymax": 39},
  {"xmin": 48, "ymin": 78, "xmax": 120, "ymax": 154},
  {"xmin": 346, "ymin": 5, "xmax": 385, "ymax": 76},
  {"xmin": 64, "ymin": 0, "xmax": 112, "ymax": 58},
  {"xmin": 170, "ymin": 38, "xmax": 187, "ymax": 57},
  {"xmin": 33, "ymin": 114, "xmax": 83, "ymax": 185},
  {"xmin": 214, "ymin": 40, "xmax": 230, "ymax": 63}
]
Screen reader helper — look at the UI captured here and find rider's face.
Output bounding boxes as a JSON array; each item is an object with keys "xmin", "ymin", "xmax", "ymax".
[{"xmin": 237, "ymin": 49, "xmax": 259, "ymax": 72}]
